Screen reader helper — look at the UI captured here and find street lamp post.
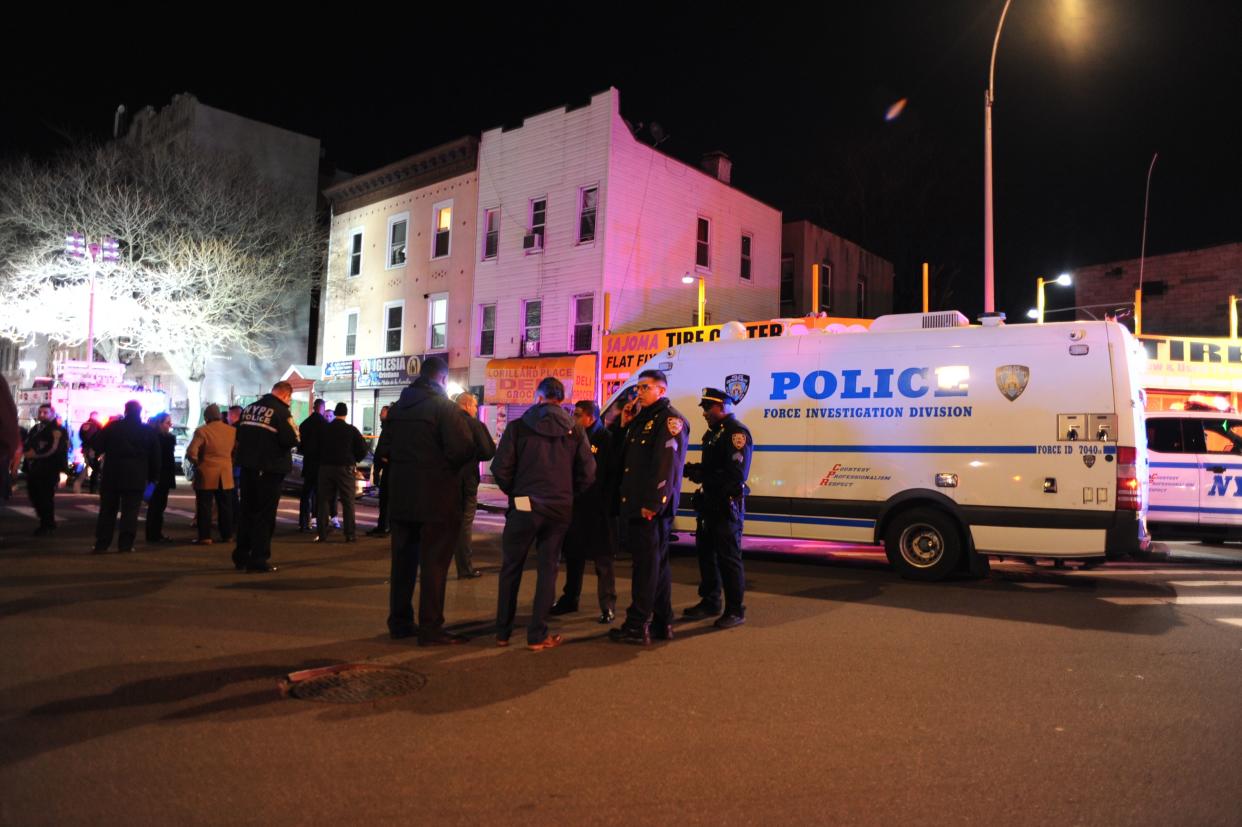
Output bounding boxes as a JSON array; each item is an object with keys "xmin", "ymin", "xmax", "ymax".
[
  {"xmin": 64, "ymin": 233, "xmax": 120, "ymax": 362},
  {"xmin": 984, "ymin": 0, "xmax": 1014, "ymax": 315},
  {"xmin": 682, "ymin": 274, "xmax": 706, "ymax": 326},
  {"xmin": 1026, "ymin": 272, "xmax": 1072, "ymax": 324}
]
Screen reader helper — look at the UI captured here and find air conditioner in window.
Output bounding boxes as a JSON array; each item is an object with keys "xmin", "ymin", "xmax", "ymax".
[
  {"xmin": 522, "ymin": 339, "xmax": 540, "ymax": 356},
  {"xmin": 522, "ymin": 232, "xmax": 543, "ymax": 252}
]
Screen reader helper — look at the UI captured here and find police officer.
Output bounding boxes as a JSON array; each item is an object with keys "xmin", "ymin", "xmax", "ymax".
[
  {"xmin": 682, "ymin": 388, "xmax": 753, "ymax": 628},
  {"xmin": 233, "ymin": 381, "xmax": 300, "ymax": 573},
  {"xmin": 608, "ymin": 369, "xmax": 690, "ymax": 645}
]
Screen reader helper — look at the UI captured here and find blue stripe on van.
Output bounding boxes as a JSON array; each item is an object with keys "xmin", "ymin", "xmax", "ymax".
[
  {"xmin": 1151, "ymin": 462, "xmax": 1242, "ymax": 471},
  {"xmin": 690, "ymin": 444, "xmax": 1122, "ymax": 455},
  {"xmin": 1150, "ymin": 504, "xmax": 1242, "ymax": 516}
]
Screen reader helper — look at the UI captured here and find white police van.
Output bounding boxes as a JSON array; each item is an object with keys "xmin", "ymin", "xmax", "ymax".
[
  {"xmin": 1145, "ymin": 408, "xmax": 1242, "ymax": 542},
  {"xmin": 611, "ymin": 311, "xmax": 1150, "ymax": 580}
]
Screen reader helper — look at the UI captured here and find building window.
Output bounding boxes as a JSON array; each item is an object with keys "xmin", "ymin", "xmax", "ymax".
[
  {"xmin": 432, "ymin": 201, "xmax": 452, "ymax": 259},
  {"xmin": 344, "ymin": 310, "xmax": 358, "ymax": 357},
  {"xmin": 427, "ymin": 293, "xmax": 448, "ymax": 351},
  {"xmin": 348, "ymin": 229, "xmax": 363, "ymax": 278},
  {"xmin": 856, "ymin": 276, "xmax": 866, "ymax": 317},
  {"xmin": 530, "ymin": 197, "xmax": 547, "ymax": 247},
  {"xmin": 478, "ymin": 303, "xmax": 497, "ymax": 356},
  {"xmin": 387, "ymin": 214, "xmax": 408, "ymax": 268},
  {"xmin": 523, "ymin": 300, "xmax": 542, "ymax": 348},
  {"xmin": 820, "ymin": 262, "xmax": 833, "ymax": 312},
  {"xmin": 780, "ymin": 255, "xmax": 795, "ymax": 316},
  {"xmin": 383, "ymin": 301, "xmax": 403, "ymax": 354},
  {"xmin": 695, "ymin": 217, "xmax": 711, "ymax": 270},
  {"xmin": 572, "ymin": 294, "xmax": 593, "ymax": 352},
  {"xmin": 740, "ymin": 234, "xmax": 752, "ymax": 281},
  {"xmin": 578, "ymin": 186, "xmax": 598, "ymax": 243},
  {"xmin": 482, "ymin": 208, "xmax": 499, "ymax": 260}
]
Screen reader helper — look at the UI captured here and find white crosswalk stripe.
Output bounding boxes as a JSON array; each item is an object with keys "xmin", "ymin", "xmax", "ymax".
[
  {"xmin": 1168, "ymin": 581, "xmax": 1242, "ymax": 587},
  {"xmin": 1219, "ymin": 619, "xmax": 1242, "ymax": 628},
  {"xmin": 1099, "ymin": 596, "xmax": 1242, "ymax": 606}
]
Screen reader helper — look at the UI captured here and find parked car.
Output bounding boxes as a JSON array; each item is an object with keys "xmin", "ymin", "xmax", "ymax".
[
  {"xmin": 173, "ymin": 425, "xmax": 190, "ymax": 477},
  {"xmin": 1146, "ymin": 407, "xmax": 1242, "ymax": 542},
  {"xmin": 282, "ymin": 451, "xmax": 376, "ymax": 500}
]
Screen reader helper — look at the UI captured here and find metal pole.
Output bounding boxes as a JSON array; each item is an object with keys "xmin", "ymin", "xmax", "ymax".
[
  {"xmin": 697, "ymin": 277, "xmax": 706, "ymax": 326},
  {"xmin": 87, "ymin": 268, "xmax": 96, "ymax": 363},
  {"xmin": 984, "ymin": 0, "xmax": 1012, "ymax": 315},
  {"xmin": 1036, "ymin": 277, "xmax": 1046, "ymax": 324},
  {"xmin": 922, "ymin": 262, "xmax": 929, "ymax": 313},
  {"xmin": 1229, "ymin": 294, "xmax": 1237, "ymax": 339},
  {"xmin": 1137, "ymin": 152, "xmax": 1158, "ymax": 335},
  {"xmin": 812, "ymin": 264, "xmax": 820, "ymax": 314}
]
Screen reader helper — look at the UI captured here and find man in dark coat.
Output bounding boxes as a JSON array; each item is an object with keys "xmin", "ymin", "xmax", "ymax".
[
  {"xmin": 608, "ymin": 369, "xmax": 690, "ymax": 645},
  {"xmin": 376, "ymin": 357, "xmax": 475, "ymax": 644},
  {"xmin": 682, "ymin": 387, "xmax": 753, "ymax": 629},
  {"xmin": 22, "ymin": 403, "xmax": 65, "ymax": 536},
  {"xmin": 77, "ymin": 412, "xmax": 103, "ymax": 494},
  {"xmin": 316, "ymin": 402, "xmax": 369, "ymax": 542},
  {"xmin": 233, "ymin": 382, "xmax": 299, "ymax": 573},
  {"xmin": 144, "ymin": 412, "xmax": 178, "ymax": 544},
  {"xmin": 550, "ymin": 400, "xmax": 618, "ymax": 623},
  {"xmin": 298, "ymin": 398, "xmax": 327, "ymax": 532},
  {"xmin": 366, "ymin": 405, "xmax": 391, "ymax": 537},
  {"xmin": 93, "ymin": 400, "xmax": 160, "ymax": 553},
  {"xmin": 453, "ymin": 392, "xmax": 495, "ymax": 578},
  {"xmin": 0, "ymin": 373, "xmax": 20, "ymax": 517},
  {"xmin": 491, "ymin": 377, "xmax": 596, "ymax": 650}
]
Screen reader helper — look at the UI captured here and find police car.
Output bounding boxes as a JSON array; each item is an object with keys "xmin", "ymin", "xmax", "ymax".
[
  {"xmin": 607, "ymin": 311, "xmax": 1151, "ymax": 580},
  {"xmin": 1145, "ymin": 403, "xmax": 1242, "ymax": 542}
]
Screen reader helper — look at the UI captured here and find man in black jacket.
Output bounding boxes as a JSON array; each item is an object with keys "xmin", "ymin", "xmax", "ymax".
[
  {"xmin": 144, "ymin": 412, "xmax": 177, "ymax": 544},
  {"xmin": 376, "ymin": 357, "xmax": 475, "ymax": 644},
  {"xmin": 298, "ymin": 398, "xmax": 327, "ymax": 532},
  {"xmin": 316, "ymin": 402, "xmax": 369, "ymax": 543},
  {"xmin": 491, "ymin": 377, "xmax": 595, "ymax": 650},
  {"xmin": 453, "ymin": 392, "xmax": 495, "ymax": 578},
  {"xmin": 23, "ymin": 403, "xmax": 65, "ymax": 536},
  {"xmin": 608, "ymin": 369, "xmax": 690, "ymax": 645},
  {"xmin": 92, "ymin": 400, "xmax": 160, "ymax": 553},
  {"xmin": 550, "ymin": 400, "xmax": 618, "ymax": 623},
  {"xmin": 233, "ymin": 381, "xmax": 300, "ymax": 573}
]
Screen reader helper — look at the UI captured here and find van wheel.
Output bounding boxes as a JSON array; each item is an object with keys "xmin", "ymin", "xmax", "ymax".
[{"xmin": 884, "ymin": 508, "xmax": 962, "ymax": 581}]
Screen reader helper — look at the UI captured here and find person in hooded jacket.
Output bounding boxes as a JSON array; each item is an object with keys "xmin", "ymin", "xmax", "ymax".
[
  {"xmin": 232, "ymin": 381, "xmax": 299, "ymax": 573},
  {"xmin": 375, "ymin": 357, "xmax": 475, "ymax": 644},
  {"xmin": 490, "ymin": 377, "xmax": 595, "ymax": 650},
  {"xmin": 92, "ymin": 400, "xmax": 160, "ymax": 553}
]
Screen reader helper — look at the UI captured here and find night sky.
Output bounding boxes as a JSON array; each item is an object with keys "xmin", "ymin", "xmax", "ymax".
[{"xmin": 5, "ymin": 1, "xmax": 1239, "ymax": 322}]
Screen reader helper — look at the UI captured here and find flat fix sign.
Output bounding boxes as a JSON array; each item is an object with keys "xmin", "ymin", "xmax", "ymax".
[
  {"xmin": 601, "ymin": 316, "xmax": 871, "ymax": 380},
  {"xmin": 1138, "ymin": 335, "xmax": 1242, "ymax": 393}
]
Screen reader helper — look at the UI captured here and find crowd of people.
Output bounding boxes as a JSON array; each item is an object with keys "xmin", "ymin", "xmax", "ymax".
[{"xmin": 0, "ymin": 357, "xmax": 756, "ymax": 649}]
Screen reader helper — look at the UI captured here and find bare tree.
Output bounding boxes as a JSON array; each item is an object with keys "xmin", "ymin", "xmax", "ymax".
[{"xmin": 0, "ymin": 142, "xmax": 324, "ymax": 426}]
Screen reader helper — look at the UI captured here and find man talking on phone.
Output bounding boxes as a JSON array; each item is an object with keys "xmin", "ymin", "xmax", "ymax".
[{"xmin": 609, "ymin": 369, "xmax": 690, "ymax": 645}]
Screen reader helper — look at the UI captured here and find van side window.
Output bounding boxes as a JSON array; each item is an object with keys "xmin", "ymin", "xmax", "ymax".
[
  {"xmin": 1203, "ymin": 419, "xmax": 1242, "ymax": 455},
  {"xmin": 1181, "ymin": 419, "xmax": 1208, "ymax": 454},
  {"xmin": 1146, "ymin": 418, "xmax": 1184, "ymax": 453}
]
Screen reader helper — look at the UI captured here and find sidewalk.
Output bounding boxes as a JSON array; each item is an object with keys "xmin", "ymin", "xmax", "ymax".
[{"xmin": 1144, "ymin": 540, "xmax": 1242, "ymax": 566}]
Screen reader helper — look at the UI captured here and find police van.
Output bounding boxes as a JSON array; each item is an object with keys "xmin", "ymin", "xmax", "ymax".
[
  {"xmin": 608, "ymin": 311, "xmax": 1150, "ymax": 580},
  {"xmin": 1145, "ymin": 407, "xmax": 1242, "ymax": 542}
]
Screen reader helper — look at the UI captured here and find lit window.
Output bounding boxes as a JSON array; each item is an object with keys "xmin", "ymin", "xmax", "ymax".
[
  {"xmin": 344, "ymin": 310, "xmax": 358, "ymax": 357},
  {"xmin": 524, "ymin": 300, "xmax": 542, "ymax": 344},
  {"xmin": 433, "ymin": 202, "xmax": 452, "ymax": 259}
]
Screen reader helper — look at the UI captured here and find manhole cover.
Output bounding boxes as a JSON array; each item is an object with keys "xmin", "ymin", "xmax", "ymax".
[{"xmin": 280, "ymin": 664, "xmax": 427, "ymax": 704}]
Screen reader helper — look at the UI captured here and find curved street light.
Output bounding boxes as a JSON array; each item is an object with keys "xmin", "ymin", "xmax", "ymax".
[
  {"xmin": 984, "ymin": 0, "xmax": 1014, "ymax": 315},
  {"xmin": 1026, "ymin": 272, "xmax": 1072, "ymax": 323}
]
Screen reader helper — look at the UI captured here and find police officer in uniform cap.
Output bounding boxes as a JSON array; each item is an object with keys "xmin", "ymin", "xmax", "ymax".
[
  {"xmin": 682, "ymin": 387, "xmax": 753, "ymax": 628},
  {"xmin": 608, "ymin": 369, "xmax": 690, "ymax": 645}
]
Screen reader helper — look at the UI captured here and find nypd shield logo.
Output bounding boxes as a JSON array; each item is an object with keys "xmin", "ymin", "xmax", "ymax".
[
  {"xmin": 1083, "ymin": 454, "xmax": 1096, "ymax": 468},
  {"xmin": 725, "ymin": 373, "xmax": 750, "ymax": 403},
  {"xmin": 996, "ymin": 365, "xmax": 1030, "ymax": 402}
]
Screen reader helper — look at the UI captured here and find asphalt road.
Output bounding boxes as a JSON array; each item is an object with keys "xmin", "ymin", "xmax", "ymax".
[{"xmin": 2, "ymin": 490, "xmax": 1241, "ymax": 825}]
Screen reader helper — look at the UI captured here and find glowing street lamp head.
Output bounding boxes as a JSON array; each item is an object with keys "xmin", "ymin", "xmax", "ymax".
[
  {"xmin": 1055, "ymin": 273, "xmax": 1072, "ymax": 286},
  {"xmin": 1026, "ymin": 308, "xmax": 1040, "ymax": 320},
  {"xmin": 681, "ymin": 275, "xmax": 696, "ymax": 285}
]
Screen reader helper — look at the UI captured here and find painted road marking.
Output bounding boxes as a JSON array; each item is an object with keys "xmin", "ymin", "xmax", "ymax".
[
  {"xmin": 1219, "ymin": 619, "xmax": 1242, "ymax": 628},
  {"xmin": 1012, "ymin": 582, "xmax": 1068, "ymax": 590},
  {"xmin": 1099, "ymin": 596, "xmax": 1242, "ymax": 606},
  {"xmin": 1169, "ymin": 581, "xmax": 1242, "ymax": 587}
]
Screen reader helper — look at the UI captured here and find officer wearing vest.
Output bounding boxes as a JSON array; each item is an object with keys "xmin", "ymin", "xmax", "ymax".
[
  {"xmin": 608, "ymin": 369, "xmax": 690, "ymax": 645},
  {"xmin": 682, "ymin": 387, "xmax": 753, "ymax": 629}
]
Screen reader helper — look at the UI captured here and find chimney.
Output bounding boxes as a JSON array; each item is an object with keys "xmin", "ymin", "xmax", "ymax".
[{"xmin": 700, "ymin": 151, "xmax": 732, "ymax": 185}]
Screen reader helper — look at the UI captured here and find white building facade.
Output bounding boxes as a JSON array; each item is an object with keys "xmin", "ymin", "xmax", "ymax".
[
  {"xmin": 470, "ymin": 88, "xmax": 781, "ymax": 410},
  {"xmin": 319, "ymin": 138, "xmax": 479, "ymax": 435}
]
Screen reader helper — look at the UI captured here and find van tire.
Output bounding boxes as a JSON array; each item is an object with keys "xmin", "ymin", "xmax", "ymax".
[{"xmin": 884, "ymin": 508, "xmax": 963, "ymax": 581}]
